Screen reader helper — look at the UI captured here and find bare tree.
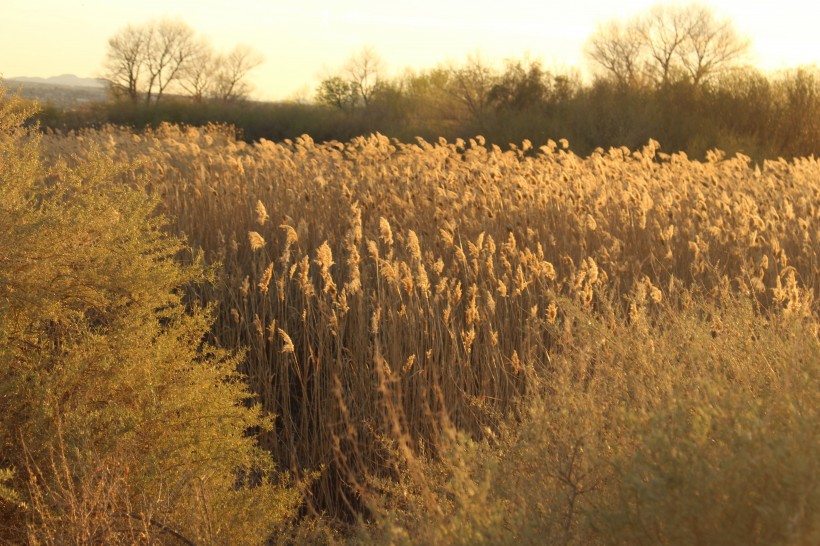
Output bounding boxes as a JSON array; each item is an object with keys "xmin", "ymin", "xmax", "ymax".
[
  {"xmin": 104, "ymin": 24, "xmax": 146, "ymax": 102},
  {"xmin": 585, "ymin": 20, "xmax": 645, "ymax": 87},
  {"xmin": 314, "ymin": 47, "xmax": 385, "ymax": 110},
  {"xmin": 446, "ymin": 54, "xmax": 497, "ymax": 127},
  {"xmin": 678, "ymin": 5, "xmax": 751, "ymax": 86},
  {"xmin": 104, "ymin": 20, "xmax": 263, "ymax": 103},
  {"xmin": 142, "ymin": 20, "xmax": 197, "ymax": 104},
  {"xmin": 636, "ymin": 5, "xmax": 696, "ymax": 85},
  {"xmin": 179, "ymin": 38, "xmax": 217, "ymax": 102},
  {"xmin": 585, "ymin": 3, "xmax": 749, "ymax": 88},
  {"xmin": 344, "ymin": 46, "xmax": 385, "ymax": 108},
  {"xmin": 104, "ymin": 20, "xmax": 199, "ymax": 104},
  {"xmin": 211, "ymin": 45, "xmax": 264, "ymax": 102}
]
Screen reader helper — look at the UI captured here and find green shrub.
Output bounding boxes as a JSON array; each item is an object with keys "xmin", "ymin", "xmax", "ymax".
[
  {"xmin": 0, "ymin": 88, "xmax": 299, "ymax": 544},
  {"xmin": 356, "ymin": 295, "xmax": 819, "ymax": 546}
]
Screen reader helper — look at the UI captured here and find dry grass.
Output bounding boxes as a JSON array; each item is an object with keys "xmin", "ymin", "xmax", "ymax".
[{"xmin": 40, "ymin": 125, "xmax": 820, "ymax": 540}]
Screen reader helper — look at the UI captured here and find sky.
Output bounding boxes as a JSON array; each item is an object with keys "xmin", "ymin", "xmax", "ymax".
[{"xmin": 2, "ymin": 0, "xmax": 819, "ymax": 101}]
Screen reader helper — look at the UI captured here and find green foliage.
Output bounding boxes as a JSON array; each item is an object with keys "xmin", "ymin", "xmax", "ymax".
[
  {"xmin": 589, "ymin": 303, "xmax": 819, "ymax": 545},
  {"xmin": 489, "ymin": 59, "xmax": 554, "ymax": 111},
  {"xmin": 316, "ymin": 76, "xmax": 359, "ymax": 111},
  {"xmin": 25, "ymin": 59, "xmax": 820, "ymax": 162},
  {"xmin": 0, "ymin": 87, "xmax": 298, "ymax": 544},
  {"xmin": 10, "ymin": 68, "xmax": 820, "ymax": 541},
  {"xmin": 355, "ymin": 295, "xmax": 819, "ymax": 546},
  {"xmin": 0, "ymin": 468, "xmax": 23, "ymax": 509}
]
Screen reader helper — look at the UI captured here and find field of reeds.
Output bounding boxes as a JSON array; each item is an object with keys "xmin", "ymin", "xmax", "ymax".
[{"xmin": 19, "ymin": 119, "xmax": 820, "ymax": 543}]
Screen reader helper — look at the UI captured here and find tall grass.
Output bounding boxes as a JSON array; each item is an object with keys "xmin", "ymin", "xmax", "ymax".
[{"xmin": 40, "ymin": 124, "xmax": 820, "ymax": 542}]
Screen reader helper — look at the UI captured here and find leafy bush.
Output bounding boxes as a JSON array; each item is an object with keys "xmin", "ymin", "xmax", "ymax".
[
  {"xmin": 0, "ymin": 88, "xmax": 299, "ymax": 544},
  {"xmin": 358, "ymin": 296, "xmax": 819, "ymax": 546}
]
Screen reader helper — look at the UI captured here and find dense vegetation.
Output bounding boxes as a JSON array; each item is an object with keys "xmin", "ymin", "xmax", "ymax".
[
  {"xmin": 28, "ymin": 61, "xmax": 820, "ymax": 165},
  {"xmin": 0, "ymin": 89, "xmax": 298, "ymax": 544},
  {"xmin": 14, "ymin": 3, "xmax": 817, "ymax": 168},
  {"xmin": 3, "ymin": 2, "xmax": 818, "ymax": 541},
  {"xmin": 2, "ymin": 89, "xmax": 814, "ymax": 543}
]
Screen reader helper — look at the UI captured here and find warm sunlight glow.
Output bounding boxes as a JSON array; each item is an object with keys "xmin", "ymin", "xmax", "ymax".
[
  {"xmin": 2, "ymin": 0, "xmax": 818, "ymax": 100},
  {"xmin": 3, "ymin": 2, "xmax": 819, "ymax": 543}
]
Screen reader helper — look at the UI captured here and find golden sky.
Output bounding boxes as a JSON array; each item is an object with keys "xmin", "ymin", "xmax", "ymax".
[{"xmin": 2, "ymin": 0, "xmax": 818, "ymax": 101}]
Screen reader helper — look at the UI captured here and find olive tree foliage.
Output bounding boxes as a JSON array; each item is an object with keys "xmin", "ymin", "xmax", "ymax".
[
  {"xmin": 105, "ymin": 20, "xmax": 264, "ymax": 103},
  {"xmin": 585, "ymin": 3, "xmax": 750, "ymax": 88}
]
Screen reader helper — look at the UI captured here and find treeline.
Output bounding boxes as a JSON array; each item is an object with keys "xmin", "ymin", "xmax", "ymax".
[
  {"xmin": 104, "ymin": 19, "xmax": 264, "ymax": 104},
  {"xmin": 30, "ymin": 3, "xmax": 820, "ymax": 162},
  {"xmin": 33, "ymin": 61, "xmax": 820, "ymax": 162}
]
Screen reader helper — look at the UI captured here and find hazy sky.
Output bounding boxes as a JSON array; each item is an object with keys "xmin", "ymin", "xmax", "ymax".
[{"xmin": 2, "ymin": 0, "xmax": 818, "ymax": 101}]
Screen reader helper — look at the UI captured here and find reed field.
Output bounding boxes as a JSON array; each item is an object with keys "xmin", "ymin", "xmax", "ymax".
[{"xmin": 3, "ymin": 97, "xmax": 818, "ymax": 543}]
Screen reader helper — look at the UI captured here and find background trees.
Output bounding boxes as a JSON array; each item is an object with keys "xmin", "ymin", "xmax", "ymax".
[
  {"xmin": 141, "ymin": 19, "xmax": 197, "ymax": 104},
  {"xmin": 25, "ymin": 3, "xmax": 817, "ymax": 162},
  {"xmin": 178, "ymin": 37, "xmax": 217, "ymax": 102},
  {"xmin": 104, "ymin": 24, "xmax": 145, "ymax": 102},
  {"xmin": 316, "ymin": 46, "xmax": 386, "ymax": 111},
  {"xmin": 344, "ymin": 46, "xmax": 385, "ymax": 109},
  {"xmin": 585, "ymin": 20, "xmax": 645, "ymax": 88},
  {"xmin": 585, "ymin": 4, "xmax": 750, "ymax": 88},
  {"xmin": 212, "ymin": 45, "xmax": 266, "ymax": 102},
  {"xmin": 316, "ymin": 76, "xmax": 358, "ymax": 111},
  {"xmin": 104, "ymin": 19, "xmax": 263, "ymax": 103}
]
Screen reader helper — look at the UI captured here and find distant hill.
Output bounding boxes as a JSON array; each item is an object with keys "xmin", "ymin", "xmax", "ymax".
[
  {"xmin": 7, "ymin": 74, "xmax": 107, "ymax": 88},
  {"xmin": 3, "ymin": 75, "xmax": 109, "ymax": 108}
]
